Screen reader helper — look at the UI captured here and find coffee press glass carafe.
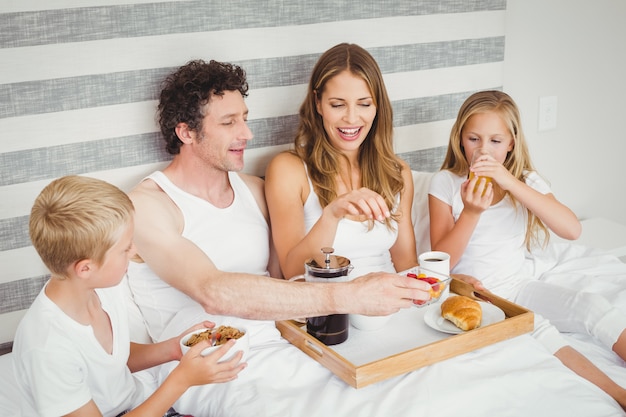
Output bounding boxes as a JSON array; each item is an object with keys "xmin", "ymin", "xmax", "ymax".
[{"xmin": 304, "ymin": 247, "xmax": 352, "ymax": 345}]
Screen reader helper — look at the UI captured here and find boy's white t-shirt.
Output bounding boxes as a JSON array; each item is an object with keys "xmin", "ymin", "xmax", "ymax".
[{"xmin": 13, "ymin": 282, "xmax": 145, "ymax": 417}]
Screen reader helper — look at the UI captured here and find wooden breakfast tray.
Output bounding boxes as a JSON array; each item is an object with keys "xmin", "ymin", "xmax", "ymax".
[{"xmin": 276, "ymin": 277, "xmax": 534, "ymax": 389}]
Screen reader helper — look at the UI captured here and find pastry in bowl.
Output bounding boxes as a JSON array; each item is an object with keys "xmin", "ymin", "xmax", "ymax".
[
  {"xmin": 440, "ymin": 295, "xmax": 482, "ymax": 331},
  {"xmin": 180, "ymin": 325, "xmax": 249, "ymax": 362}
]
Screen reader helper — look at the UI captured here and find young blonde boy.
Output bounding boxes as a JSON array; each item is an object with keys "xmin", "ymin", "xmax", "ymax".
[{"xmin": 13, "ymin": 175, "xmax": 245, "ymax": 417}]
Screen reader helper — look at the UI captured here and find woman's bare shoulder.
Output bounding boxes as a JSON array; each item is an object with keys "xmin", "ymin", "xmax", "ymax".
[{"xmin": 267, "ymin": 150, "xmax": 302, "ymax": 171}]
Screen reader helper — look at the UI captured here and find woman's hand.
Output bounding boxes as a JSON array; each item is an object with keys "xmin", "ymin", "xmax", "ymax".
[{"xmin": 325, "ymin": 187, "xmax": 390, "ymax": 222}]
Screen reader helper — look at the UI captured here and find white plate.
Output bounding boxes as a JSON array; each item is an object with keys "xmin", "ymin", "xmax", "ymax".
[{"xmin": 423, "ymin": 301, "xmax": 505, "ymax": 334}]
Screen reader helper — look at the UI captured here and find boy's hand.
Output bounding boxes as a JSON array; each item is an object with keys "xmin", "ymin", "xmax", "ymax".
[
  {"xmin": 178, "ymin": 339, "xmax": 246, "ymax": 386},
  {"xmin": 177, "ymin": 321, "xmax": 215, "ymax": 341},
  {"xmin": 167, "ymin": 321, "xmax": 215, "ymax": 361}
]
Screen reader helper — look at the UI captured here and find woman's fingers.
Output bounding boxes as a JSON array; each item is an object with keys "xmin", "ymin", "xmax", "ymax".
[{"xmin": 335, "ymin": 188, "xmax": 390, "ymax": 220}]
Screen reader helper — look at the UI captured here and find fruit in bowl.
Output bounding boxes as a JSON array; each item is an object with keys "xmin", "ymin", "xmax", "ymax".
[{"xmin": 407, "ymin": 272, "xmax": 449, "ymax": 307}]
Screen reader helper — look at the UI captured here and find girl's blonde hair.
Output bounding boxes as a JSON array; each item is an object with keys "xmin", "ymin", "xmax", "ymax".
[
  {"xmin": 29, "ymin": 175, "xmax": 134, "ymax": 278},
  {"xmin": 441, "ymin": 90, "xmax": 549, "ymax": 249},
  {"xmin": 292, "ymin": 43, "xmax": 404, "ymax": 229}
]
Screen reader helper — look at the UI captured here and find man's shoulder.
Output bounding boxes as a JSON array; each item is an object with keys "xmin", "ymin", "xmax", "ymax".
[
  {"xmin": 236, "ymin": 172, "xmax": 264, "ymax": 189},
  {"xmin": 127, "ymin": 177, "xmax": 182, "ymax": 228},
  {"xmin": 128, "ymin": 177, "xmax": 167, "ymax": 205}
]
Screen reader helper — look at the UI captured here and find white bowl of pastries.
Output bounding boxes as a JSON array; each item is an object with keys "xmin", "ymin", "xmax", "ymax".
[{"xmin": 180, "ymin": 325, "xmax": 249, "ymax": 362}]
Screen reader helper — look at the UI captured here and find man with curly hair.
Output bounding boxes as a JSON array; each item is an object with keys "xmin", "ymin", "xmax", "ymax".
[{"xmin": 126, "ymin": 59, "xmax": 430, "ymax": 342}]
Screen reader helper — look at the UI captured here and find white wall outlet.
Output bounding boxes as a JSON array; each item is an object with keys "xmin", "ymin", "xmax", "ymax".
[{"xmin": 538, "ymin": 96, "xmax": 558, "ymax": 131}]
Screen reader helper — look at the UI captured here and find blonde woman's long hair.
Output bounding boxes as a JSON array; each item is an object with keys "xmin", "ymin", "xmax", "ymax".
[
  {"xmin": 441, "ymin": 90, "xmax": 549, "ymax": 249},
  {"xmin": 293, "ymin": 43, "xmax": 404, "ymax": 229}
]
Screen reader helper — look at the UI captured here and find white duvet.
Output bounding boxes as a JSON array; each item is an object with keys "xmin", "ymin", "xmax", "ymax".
[
  {"xmin": 2, "ymin": 241, "xmax": 625, "ymax": 416},
  {"xmin": 152, "ymin": 241, "xmax": 626, "ymax": 417}
]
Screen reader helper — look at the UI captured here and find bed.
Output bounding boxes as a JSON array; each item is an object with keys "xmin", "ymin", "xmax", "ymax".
[{"xmin": 2, "ymin": 171, "xmax": 625, "ymax": 416}]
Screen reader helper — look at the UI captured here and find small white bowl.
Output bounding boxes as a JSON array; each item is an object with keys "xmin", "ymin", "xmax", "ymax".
[
  {"xmin": 180, "ymin": 326, "xmax": 249, "ymax": 362},
  {"xmin": 349, "ymin": 313, "xmax": 391, "ymax": 331}
]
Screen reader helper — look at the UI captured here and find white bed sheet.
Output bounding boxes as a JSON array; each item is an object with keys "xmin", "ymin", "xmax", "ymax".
[
  {"xmin": 154, "ymin": 332, "xmax": 625, "ymax": 417},
  {"xmin": 2, "ymin": 242, "xmax": 625, "ymax": 417}
]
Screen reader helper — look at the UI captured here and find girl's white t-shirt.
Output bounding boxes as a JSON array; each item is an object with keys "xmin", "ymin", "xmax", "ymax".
[{"xmin": 428, "ymin": 170, "xmax": 551, "ymax": 297}]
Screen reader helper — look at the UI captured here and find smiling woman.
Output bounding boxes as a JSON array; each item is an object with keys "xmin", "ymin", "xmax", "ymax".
[{"xmin": 265, "ymin": 43, "xmax": 419, "ymax": 332}]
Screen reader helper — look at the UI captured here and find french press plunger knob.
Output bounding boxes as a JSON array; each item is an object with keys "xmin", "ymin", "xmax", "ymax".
[{"xmin": 320, "ymin": 247, "xmax": 334, "ymax": 269}]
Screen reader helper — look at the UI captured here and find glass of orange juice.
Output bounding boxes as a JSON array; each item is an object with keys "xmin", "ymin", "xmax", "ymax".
[{"xmin": 469, "ymin": 150, "xmax": 492, "ymax": 192}]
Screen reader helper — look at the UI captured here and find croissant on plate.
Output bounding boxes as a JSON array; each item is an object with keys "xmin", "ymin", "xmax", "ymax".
[{"xmin": 440, "ymin": 295, "xmax": 482, "ymax": 331}]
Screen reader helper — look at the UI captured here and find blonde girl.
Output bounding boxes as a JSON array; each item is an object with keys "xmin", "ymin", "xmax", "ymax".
[{"xmin": 429, "ymin": 90, "xmax": 626, "ymax": 408}]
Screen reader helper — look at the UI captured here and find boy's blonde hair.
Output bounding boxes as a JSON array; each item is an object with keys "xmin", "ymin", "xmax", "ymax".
[{"xmin": 29, "ymin": 175, "xmax": 134, "ymax": 278}]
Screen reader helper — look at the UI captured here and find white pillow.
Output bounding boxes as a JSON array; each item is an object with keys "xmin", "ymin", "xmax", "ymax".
[
  {"xmin": 0, "ymin": 353, "xmax": 20, "ymax": 415},
  {"xmin": 411, "ymin": 171, "xmax": 434, "ymax": 257}
]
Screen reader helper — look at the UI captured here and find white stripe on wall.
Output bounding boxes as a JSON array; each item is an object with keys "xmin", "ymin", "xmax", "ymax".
[
  {"xmin": 0, "ymin": 102, "xmax": 160, "ymax": 154},
  {"xmin": 0, "ymin": 0, "xmax": 184, "ymax": 14},
  {"xmin": 394, "ymin": 120, "xmax": 456, "ymax": 155},
  {"xmin": 1, "ymin": 247, "xmax": 47, "ymax": 285},
  {"xmin": 0, "ymin": 162, "xmax": 171, "ymax": 221}
]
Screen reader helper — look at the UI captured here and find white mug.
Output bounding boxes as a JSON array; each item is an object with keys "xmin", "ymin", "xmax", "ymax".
[{"xmin": 418, "ymin": 251, "xmax": 450, "ymax": 275}]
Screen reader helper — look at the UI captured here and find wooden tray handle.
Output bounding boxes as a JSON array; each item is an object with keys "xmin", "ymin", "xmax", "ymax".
[
  {"xmin": 450, "ymin": 275, "xmax": 531, "ymax": 319},
  {"xmin": 450, "ymin": 274, "xmax": 497, "ymax": 303},
  {"xmin": 302, "ymin": 339, "xmax": 325, "ymax": 358}
]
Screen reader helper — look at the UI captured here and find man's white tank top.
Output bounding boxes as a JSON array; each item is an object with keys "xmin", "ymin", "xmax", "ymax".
[{"xmin": 127, "ymin": 171, "xmax": 270, "ymax": 341}]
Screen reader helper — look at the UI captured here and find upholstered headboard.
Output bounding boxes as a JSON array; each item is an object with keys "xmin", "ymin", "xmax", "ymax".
[{"xmin": 0, "ymin": 1, "xmax": 506, "ymax": 350}]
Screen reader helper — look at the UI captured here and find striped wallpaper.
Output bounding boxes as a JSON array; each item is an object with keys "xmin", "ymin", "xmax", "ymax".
[{"xmin": 0, "ymin": 0, "xmax": 507, "ymax": 350}]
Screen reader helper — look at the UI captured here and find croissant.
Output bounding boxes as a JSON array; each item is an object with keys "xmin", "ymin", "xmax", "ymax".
[{"xmin": 441, "ymin": 295, "xmax": 482, "ymax": 331}]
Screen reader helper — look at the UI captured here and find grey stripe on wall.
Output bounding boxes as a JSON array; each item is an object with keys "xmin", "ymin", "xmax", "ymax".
[
  {"xmin": 0, "ymin": 216, "xmax": 30, "ymax": 252},
  {"xmin": 1, "ymin": 133, "xmax": 170, "ymax": 187},
  {"xmin": 0, "ymin": 38, "xmax": 504, "ymax": 119},
  {"xmin": 0, "ymin": 276, "xmax": 48, "ymax": 314},
  {"xmin": 400, "ymin": 147, "xmax": 448, "ymax": 173},
  {"xmin": 0, "ymin": 0, "xmax": 506, "ymax": 48}
]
